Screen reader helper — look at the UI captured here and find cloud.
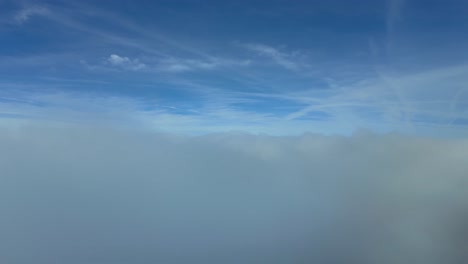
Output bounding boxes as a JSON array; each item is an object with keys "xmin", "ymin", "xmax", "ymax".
[
  {"xmin": 2, "ymin": 86, "xmax": 468, "ymax": 137},
  {"xmin": 0, "ymin": 88, "xmax": 314, "ymax": 135},
  {"xmin": 100, "ymin": 54, "xmax": 249, "ymax": 73},
  {"xmin": 14, "ymin": 6, "xmax": 50, "ymax": 24},
  {"xmin": 386, "ymin": 0, "xmax": 405, "ymax": 34},
  {"xmin": 244, "ymin": 43, "xmax": 301, "ymax": 71},
  {"xmin": 107, "ymin": 54, "xmax": 147, "ymax": 71},
  {"xmin": 281, "ymin": 62, "xmax": 468, "ymax": 136},
  {"xmin": 0, "ymin": 123, "xmax": 467, "ymax": 264},
  {"xmin": 158, "ymin": 57, "xmax": 219, "ymax": 72},
  {"xmin": 158, "ymin": 57, "xmax": 251, "ymax": 73}
]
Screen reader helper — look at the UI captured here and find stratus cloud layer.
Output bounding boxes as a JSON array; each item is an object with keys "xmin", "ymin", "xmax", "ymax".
[{"xmin": 1, "ymin": 124, "xmax": 467, "ymax": 264}]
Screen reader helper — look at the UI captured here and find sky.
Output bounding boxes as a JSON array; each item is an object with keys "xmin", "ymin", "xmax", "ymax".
[
  {"xmin": 2, "ymin": 1, "xmax": 468, "ymax": 264},
  {"xmin": 1, "ymin": 0, "xmax": 468, "ymax": 136}
]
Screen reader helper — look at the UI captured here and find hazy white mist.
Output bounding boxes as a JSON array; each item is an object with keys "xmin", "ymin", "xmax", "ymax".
[{"xmin": 1, "ymin": 124, "xmax": 467, "ymax": 263}]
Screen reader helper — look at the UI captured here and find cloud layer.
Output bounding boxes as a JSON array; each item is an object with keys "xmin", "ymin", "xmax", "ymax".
[{"xmin": 1, "ymin": 123, "xmax": 467, "ymax": 264}]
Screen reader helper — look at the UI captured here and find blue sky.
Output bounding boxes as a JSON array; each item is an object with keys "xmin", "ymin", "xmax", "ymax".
[{"xmin": 1, "ymin": 0, "xmax": 468, "ymax": 136}]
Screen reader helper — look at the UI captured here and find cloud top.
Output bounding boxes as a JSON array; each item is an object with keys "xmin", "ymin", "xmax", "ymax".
[{"xmin": 1, "ymin": 124, "xmax": 467, "ymax": 263}]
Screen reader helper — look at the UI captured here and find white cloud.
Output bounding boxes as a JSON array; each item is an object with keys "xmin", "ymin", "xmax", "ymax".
[
  {"xmin": 158, "ymin": 57, "xmax": 250, "ymax": 72},
  {"xmin": 107, "ymin": 54, "xmax": 147, "ymax": 71},
  {"xmin": 0, "ymin": 123, "xmax": 467, "ymax": 263},
  {"xmin": 245, "ymin": 43, "xmax": 301, "ymax": 71},
  {"xmin": 99, "ymin": 54, "xmax": 249, "ymax": 73},
  {"xmin": 14, "ymin": 6, "xmax": 50, "ymax": 24},
  {"xmin": 108, "ymin": 54, "xmax": 131, "ymax": 65}
]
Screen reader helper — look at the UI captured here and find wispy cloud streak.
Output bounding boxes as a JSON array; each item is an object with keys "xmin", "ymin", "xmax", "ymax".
[
  {"xmin": 14, "ymin": 6, "xmax": 50, "ymax": 24},
  {"xmin": 244, "ymin": 43, "xmax": 303, "ymax": 71}
]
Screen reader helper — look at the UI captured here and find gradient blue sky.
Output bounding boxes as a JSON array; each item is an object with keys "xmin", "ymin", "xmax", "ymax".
[{"xmin": 1, "ymin": 0, "xmax": 468, "ymax": 136}]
